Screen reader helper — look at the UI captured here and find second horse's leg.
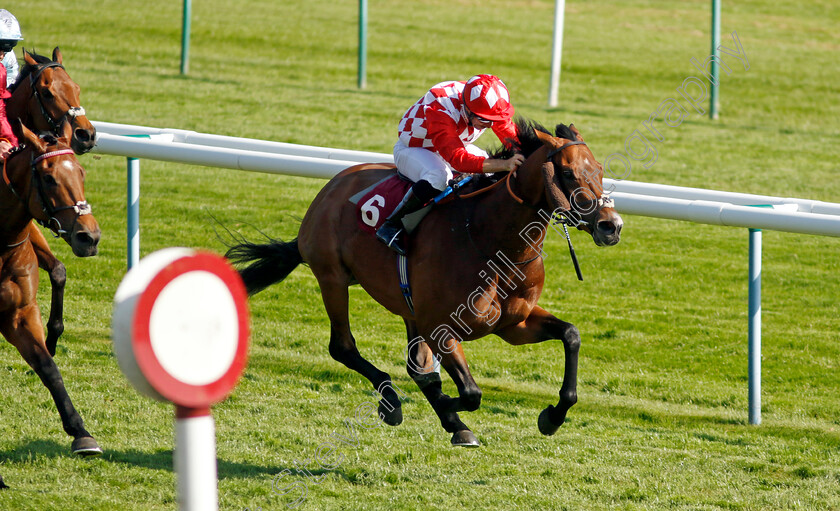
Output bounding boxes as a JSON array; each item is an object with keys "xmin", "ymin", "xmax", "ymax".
[
  {"xmin": 405, "ymin": 321, "xmax": 477, "ymax": 446},
  {"xmin": 408, "ymin": 326, "xmax": 482, "ymax": 447},
  {"xmin": 29, "ymin": 223, "xmax": 66, "ymax": 357}
]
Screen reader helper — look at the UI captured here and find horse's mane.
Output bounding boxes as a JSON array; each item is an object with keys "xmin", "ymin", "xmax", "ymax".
[
  {"xmin": 489, "ymin": 117, "xmax": 579, "ymax": 160},
  {"xmin": 457, "ymin": 118, "xmax": 581, "ymax": 192},
  {"xmin": 8, "ymin": 50, "xmax": 53, "ymax": 92}
]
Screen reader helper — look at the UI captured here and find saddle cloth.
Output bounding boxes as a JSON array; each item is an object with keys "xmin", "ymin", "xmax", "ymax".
[{"xmin": 349, "ymin": 172, "xmax": 433, "ymax": 235}]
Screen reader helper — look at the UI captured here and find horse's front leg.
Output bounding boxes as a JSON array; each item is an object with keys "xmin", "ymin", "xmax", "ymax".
[
  {"xmin": 28, "ymin": 223, "xmax": 66, "ymax": 357},
  {"xmin": 413, "ymin": 329, "xmax": 483, "ymax": 447},
  {"xmin": 405, "ymin": 321, "xmax": 477, "ymax": 446},
  {"xmin": 496, "ymin": 305, "xmax": 580, "ymax": 436}
]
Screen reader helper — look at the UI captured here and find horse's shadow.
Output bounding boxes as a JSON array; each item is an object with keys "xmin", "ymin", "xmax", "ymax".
[{"xmin": 0, "ymin": 440, "xmax": 289, "ymax": 480}]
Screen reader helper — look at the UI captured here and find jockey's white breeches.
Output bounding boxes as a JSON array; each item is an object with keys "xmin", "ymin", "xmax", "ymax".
[{"xmin": 393, "ymin": 141, "xmax": 488, "ymax": 191}]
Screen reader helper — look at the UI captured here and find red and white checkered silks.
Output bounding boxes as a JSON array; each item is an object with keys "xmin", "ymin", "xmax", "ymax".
[
  {"xmin": 397, "ymin": 80, "xmax": 518, "ymax": 173},
  {"xmin": 398, "ymin": 80, "xmax": 479, "ymax": 151}
]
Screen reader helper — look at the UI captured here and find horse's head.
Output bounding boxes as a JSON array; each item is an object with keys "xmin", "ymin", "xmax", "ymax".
[
  {"xmin": 532, "ymin": 124, "xmax": 622, "ymax": 246},
  {"xmin": 20, "ymin": 48, "xmax": 96, "ymax": 155},
  {"xmin": 14, "ymin": 121, "xmax": 100, "ymax": 256}
]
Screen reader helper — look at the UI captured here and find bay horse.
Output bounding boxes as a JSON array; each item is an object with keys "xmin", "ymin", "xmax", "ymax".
[
  {"xmin": 227, "ymin": 120, "xmax": 622, "ymax": 446},
  {"xmin": 7, "ymin": 48, "xmax": 96, "ymax": 154},
  {"xmin": 0, "ymin": 121, "xmax": 102, "ymax": 462},
  {"xmin": 6, "ymin": 47, "xmax": 97, "ymax": 356}
]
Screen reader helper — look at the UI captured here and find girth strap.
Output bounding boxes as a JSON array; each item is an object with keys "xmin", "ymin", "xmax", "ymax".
[{"xmin": 397, "ymin": 254, "xmax": 415, "ymax": 315}]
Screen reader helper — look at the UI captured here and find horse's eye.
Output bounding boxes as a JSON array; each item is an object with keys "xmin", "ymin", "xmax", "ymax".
[
  {"xmin": 562, "ymin": 168, "xmax": 575, "ymax": 179},
  {"xmin": 42, "ymin": 174, "xmax": 57, "ymax": 187},
  {"xmin": 41, "ymin": 89, "xmax": 53, "ymax": 99}
]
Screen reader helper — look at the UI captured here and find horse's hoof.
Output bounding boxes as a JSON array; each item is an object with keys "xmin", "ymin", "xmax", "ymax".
[
  {"xmin": 450, "ymin": 430, "xmax": 480, "ymax": 448},
  {"xmin": 0, "ymin": 475, "xmax": 8, "ymax": 489},
  {"xmin": 378, "ymin": 401, "xmax": 403, "ymax": 426},
  {"xmin": 71, "ymin": 436, "xmax": 103, "ymax": 457},
  {"xmin": 538, "ymin": 406, "xmax": 561, "ymax": 436}
]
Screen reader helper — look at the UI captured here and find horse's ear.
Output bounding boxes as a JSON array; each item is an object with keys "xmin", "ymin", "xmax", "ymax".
[
  {"xmin": 24, "ymin": 50, "xmax": 37, "ymax": 67},
  {"xmin": 534, "ymin": 129, "xmax": 554, "ymax": 147},
  {"xmin": 569, "ymin": 123, "xmax": 584, "ymax": 141},
  {"xmin": 52, "ymin": 47, "xmax": 63, "ymax": 65},
  {"xmin": 18, "ymin": 121, "xmax": 45, "ymax": 152}
]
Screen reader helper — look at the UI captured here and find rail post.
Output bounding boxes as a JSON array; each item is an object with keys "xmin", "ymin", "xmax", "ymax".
[
  {"xmin": 547, "ymin": 0, "xmax": 566, "ymax": 108},
  {"xmin": 709, "ymin": 0, "xmax": 721, "ymax": 119},
  {"xmin": 748, "ymin": 228, "xmax": 762, "ymax": 424},
  {"xmin": 181, "ymin": 0, "xmax": 192, "ymax": 75},
  {"xmin": 127, "ymin": 157, "xmax": 140, "ymax": 269},
  {"xmin": 358, "ymin": 0, "xmax": 368, "ymax": 89}
]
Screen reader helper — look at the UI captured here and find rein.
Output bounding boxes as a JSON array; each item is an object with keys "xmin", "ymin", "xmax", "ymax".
[
  {"xmin": 459, "ymin": 138, "xmax": 603, "ymax": 278},
  {"xmin": 463, "ymin": 140, "xmax": 597, "ymax": 210},
  {"xmin": 29, "ymin": 62, "xmax": 86, "ymax": 133},
  {"xmin": 4, "ymin": 231, "xmax": 30, "ymax": 250},
  {"xmin": 453, "ymin": 167, "xmax": 537, "ymax": 209},
  {"xmin": 1, "ymin": 146, "xmax": 92, "ymax": 237}
]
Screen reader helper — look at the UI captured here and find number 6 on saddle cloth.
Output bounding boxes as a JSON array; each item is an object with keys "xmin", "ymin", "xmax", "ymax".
[{"xmin": 350, "ymin": 172, "xmax": 472, "ymax": 235}]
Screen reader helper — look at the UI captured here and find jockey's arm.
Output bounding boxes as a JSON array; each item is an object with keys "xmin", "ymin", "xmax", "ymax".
[
  {"xmin": 426, "ymin": 109, "xmax": 524, "ymax": 174},
  {"xmin": 0, "ymin": 138, "xmax": 13, "ymax": 159},
  {"xmin": 483, "ymin": 116, "xmax": 524, "ymax": 172},
  {"xmin": 482, "ymin": 153, "xmax": 525, "ymax": 173}
]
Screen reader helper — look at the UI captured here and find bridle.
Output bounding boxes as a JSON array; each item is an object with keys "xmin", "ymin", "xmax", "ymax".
[
  {"xmin": 1, "ymin": 145, "xmax": 92, "ymax": 237},
  {"xmin": 507, "ymin": 139, "xmax": 614, "ymax": 223},
  {"xmin": 505, "ymin": 138, "xmax": 614, "ymax": 281},
  {"xmin": 28, "ymin": 62, "xmax": 86, "ymax": 133},
  {"xmin": 453, "ymin": 136, "xmax": 613, "ymax": 274}
]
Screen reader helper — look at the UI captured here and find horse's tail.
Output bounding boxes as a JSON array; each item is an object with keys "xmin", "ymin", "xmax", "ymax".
[{"xmin": 225, "ymin": 237, "xmax": 303, "ymax": 295}]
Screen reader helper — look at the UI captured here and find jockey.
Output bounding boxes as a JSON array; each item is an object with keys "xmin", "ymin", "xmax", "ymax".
[
  {"xmin": 0, "ymin": 9, "xmax": 20, "ymax": 158},
  {"xmin": 0, "ymin": 9, "xmax": 22, "ymax": 87},
  {"xmin": 376, "ymin": 74, "xmax": 526, "ymax": 255}
]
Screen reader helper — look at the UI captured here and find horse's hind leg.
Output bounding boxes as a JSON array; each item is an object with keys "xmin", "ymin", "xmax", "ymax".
[
  {"xmin": 317, "ymin": 276, "xmax": 404, "ymax": 425},
  {"xmin": 1, "ymin": 307, "xmax": 101, "ymax": 456},
  {"xmin": 496, "ymin": 305, "xmax": 580, "ymax": 436},
  {"xmin": 29, "ymin": 223, "xmax": 66, "ymax": 356},
  {"xmin": 404, "ymin": 322, "xmax": 478, "ymax": 447}
]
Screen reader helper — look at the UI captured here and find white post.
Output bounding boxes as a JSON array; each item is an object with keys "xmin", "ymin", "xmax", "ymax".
[
  {"xmin": 748, "ymin": 229, "xmax": 762, "ymax": 425},
  {"xmin": 547, "ymin": 0, "xmax": 566, "ymax": 108},
  {"xmin": 127, "ymin": 157, "xmax": 140, "ymax": 269},
  {"xmin": 175, "ymin": 407, "xmax": 219, "ymax": 511}
]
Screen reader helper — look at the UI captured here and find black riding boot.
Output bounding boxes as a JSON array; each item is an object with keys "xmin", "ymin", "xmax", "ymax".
[{"xmin": 376, "ymin": 180, "xmax": 436, "ymax": 255}]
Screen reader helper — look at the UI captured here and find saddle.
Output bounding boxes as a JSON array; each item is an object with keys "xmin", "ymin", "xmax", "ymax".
[{"xmin": 349, "ymin": 171, "xmax": 478, "ymax": 236}]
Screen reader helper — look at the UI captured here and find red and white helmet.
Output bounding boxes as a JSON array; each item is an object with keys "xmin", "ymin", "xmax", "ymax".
[{"xmin": 462, "ymin": 74, "xmax": 514, "ymax": 122}]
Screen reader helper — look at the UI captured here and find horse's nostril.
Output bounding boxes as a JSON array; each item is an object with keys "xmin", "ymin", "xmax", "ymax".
[
  {"xmin": 74, "ymin": 129, "xmax": 93, "ymax": 142},
  {"xmin": 597, "ymin": 221, "xmax": 616, "ymax": 236},
  {"xmin": 74, "ymin": 231, "xmax": 98, "ymax": 247}
]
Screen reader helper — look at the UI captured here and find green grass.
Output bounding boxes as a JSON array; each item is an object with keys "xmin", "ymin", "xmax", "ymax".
[{"xmin": 2, "ymin": 0, "xmax": 839, "ymax": 509}]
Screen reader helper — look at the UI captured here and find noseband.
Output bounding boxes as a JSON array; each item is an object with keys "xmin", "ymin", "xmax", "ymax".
[
  {"xmin": 2, "ymin": 147, "xmax": 92, "ymax": 237},
  {"xmin": 29, "ymin": 62, "xmax": 87, "ymax": 133}
]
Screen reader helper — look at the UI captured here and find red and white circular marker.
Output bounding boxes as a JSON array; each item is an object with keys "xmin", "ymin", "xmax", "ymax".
[{"xmin": 113, "ymin": 248, "xmax": 250, "ymax": 408}]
